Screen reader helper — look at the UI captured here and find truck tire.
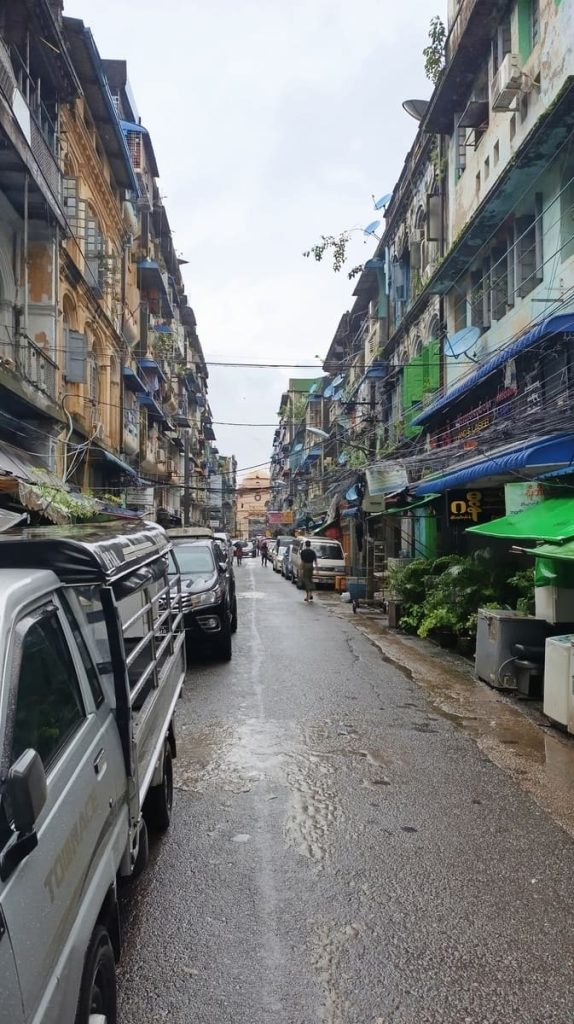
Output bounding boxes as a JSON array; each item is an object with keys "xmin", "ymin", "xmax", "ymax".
[
  {"xmin": 75, "ymin": 926, "xmax": 117, "ymax": 1024},
  {"xmin": 219, "ymin": 620, "xmax": 232, "ymax": 662},
  {"xmin": 144, "ymin": 743, "xmax": 173, "ymax": 833},
  {"xmin": 130, "ymin": 817, "xmax": 149, "ymax": 881},
  {"xmin": 230, "ymin": 594, "xmax": 238, "ymax": 634}
]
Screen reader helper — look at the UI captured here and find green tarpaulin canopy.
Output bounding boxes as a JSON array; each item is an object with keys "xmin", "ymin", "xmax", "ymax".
[
  {"xmin": 520, "ymin": 539, "xmax": 574, "ymax": 562},
  {"xmin": 373, "ymin": 493, "xmax": 440, "ymax": 518},
  {"xmin": 466, "ymin": 498, "xmax": 574, "ymax": 542}
]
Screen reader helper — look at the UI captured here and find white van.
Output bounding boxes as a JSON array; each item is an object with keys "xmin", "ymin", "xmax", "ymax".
[{"xmin": 291, "ymin": 537, "xmax": 346, "ymax": 589}]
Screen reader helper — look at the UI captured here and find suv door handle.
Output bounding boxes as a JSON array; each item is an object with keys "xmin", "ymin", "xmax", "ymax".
[{"xmin": 93, "ymin": 748, "xmax": 107, "ymax": 779}]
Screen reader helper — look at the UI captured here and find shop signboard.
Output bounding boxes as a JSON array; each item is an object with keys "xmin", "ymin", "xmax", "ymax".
[
  {"xmin": 448, "ymin": 488, "xmax": 505, "ymax": 524},
  {"xmin": 504, "ymin": 481, "xmax": 545, "ymax": 515},
  {"xmin": 364, "ymin": 465, "xmax": 407, "ymax": 512}
]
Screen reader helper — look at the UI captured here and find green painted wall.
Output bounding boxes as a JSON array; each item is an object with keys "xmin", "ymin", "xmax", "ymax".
[
  {"xmin": 517, "ymin": 0, "xmax": 533, "ymax": 62},
  {"xmin": 401, "ymin": 340, "xmax": 441, "ymax": 437},
  {"xmin": 413, "ymin": 507, "xmax": 438, "ymax": 559}
]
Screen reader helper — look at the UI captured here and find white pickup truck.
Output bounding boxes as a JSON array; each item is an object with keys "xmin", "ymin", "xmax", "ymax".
[{"xmin": 0, "ymin": 522, "xmax": 186, "ymax": 1024}]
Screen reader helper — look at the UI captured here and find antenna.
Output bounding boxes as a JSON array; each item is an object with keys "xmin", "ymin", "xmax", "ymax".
[
  {"xmin": 363, "ymin": 220, "xmax": 381, "ymax": 237},
  {"xmin": 373, "ymin": 192, "xmax": 393, "ymax": 211},
  {"xmin": 402, "ymin": 99, "xmax": 430, "ymax": 121},
  {"xmin": 445, "ymin": 326, "xmax": 481, "ymax": 360}
]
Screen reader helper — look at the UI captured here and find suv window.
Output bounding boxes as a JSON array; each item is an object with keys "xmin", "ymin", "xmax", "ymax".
[{"xmin": 11, "ymin": 612, "xmax": 86, "ymax": 770}]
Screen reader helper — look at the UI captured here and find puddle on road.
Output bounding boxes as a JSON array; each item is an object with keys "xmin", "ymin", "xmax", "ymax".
[
  {"xmin": 350, "ymin": 619, "xmax": 574, "ymax": 838},
  {"xmin": 174, "ymin": 715, "xmax": 393, "ymax": 864},
  {"xmin": 174, "ymin": 719, "xmax": 285, "ymax": 794}
]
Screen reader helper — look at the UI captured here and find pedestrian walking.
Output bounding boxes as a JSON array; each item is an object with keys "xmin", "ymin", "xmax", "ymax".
[
  {"xmin": 234, "ymin": 542, "xmax": 243, "ymax": 566},
  {"xmin": 260, "ymin": 539, "xmax": 269, "ymax": 567},
  {"xmin": 300, "ymin": 540, "xmax": 317, "ymax": 601}
]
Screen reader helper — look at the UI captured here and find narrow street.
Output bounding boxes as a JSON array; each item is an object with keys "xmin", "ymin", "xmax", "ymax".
[{"xmin": 118, "ymin": 561, "xmax": 574, "ymax": 1024}]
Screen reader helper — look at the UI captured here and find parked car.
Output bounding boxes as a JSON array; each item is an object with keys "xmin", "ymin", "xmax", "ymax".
[
  {"xmin": 282, "ymin": 542, "xmax": 295, "ymax": 580},
  {"xmin": 214, "ymin": 531, "xmax": 233, "ymax": 556},
  {"xmin": 291, "ymin": 537, "xmax": 346, "ymax": 589},
  {"xmin": 273, "ymin": 544, "xmax": 289, "ymax": 573},
  {"xmin": 289, "ymin": 538, "xmax": 303, "ymax": 583},
  {"xmin": 169, "ymin": 538, "xmax": 237, "ymax": 660},
  {"xmin": 241, "ymin": 539, "xmax": 255, "ymax": 557}
]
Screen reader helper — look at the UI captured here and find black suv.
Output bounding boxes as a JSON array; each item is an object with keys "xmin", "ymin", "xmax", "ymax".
[{"xmin": 168, "ymin": 538, "xmax": 237, "ymax": 661}]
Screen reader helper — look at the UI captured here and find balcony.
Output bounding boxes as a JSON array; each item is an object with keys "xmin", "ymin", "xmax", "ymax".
[
  {"xmin": 424, "ymin": 0, "xmax": 506, "ymax": 133},
  {"xmin": 8, "ymin": 44, "xmax": 62, "ymax": 213},
  {"xmin": 0, "ymin": 332, "xmax": 57, "ymax": 399}
]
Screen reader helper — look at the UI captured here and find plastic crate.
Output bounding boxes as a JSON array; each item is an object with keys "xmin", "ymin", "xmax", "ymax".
[{"xmin": 347, "ymin": 578, "xmax": 367, "ymax": 601}]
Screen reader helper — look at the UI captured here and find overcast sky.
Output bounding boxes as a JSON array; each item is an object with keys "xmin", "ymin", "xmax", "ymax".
[{"xmin": 68, "ymin": 0, "xmax": 446, "ymax": 480}]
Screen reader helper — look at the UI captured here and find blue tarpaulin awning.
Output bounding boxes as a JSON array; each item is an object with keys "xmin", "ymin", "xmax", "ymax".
[
  {"xmin": 122, "ymin": 365, "xmax": 148, "ymax": 395},
  {"xmin": 414, "ymin": 433, "xmax": 574, "ymax": 496},
  {"xmin": 137, "ymin": 259, "xmax": 174, "ymax": 319},
  {"xmin": 92, "ymin": 446, "xmax": 138, "ymax": 479},
  {"xmin": 413, "ymin": 314, "xmax": 574, "ymax": 426}
]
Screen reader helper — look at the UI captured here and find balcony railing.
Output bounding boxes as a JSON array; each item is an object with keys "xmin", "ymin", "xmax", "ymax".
[
  {"xmin": 446, "ymin": 0, "xmax": 477, "ymax": 62},
  {"xmin": 10, "ymin": 46, "xmax": 60, "ymax": 202},
  {"xmin": 0, "ymin": 332, "xmax": 57, "ymax": 401}
]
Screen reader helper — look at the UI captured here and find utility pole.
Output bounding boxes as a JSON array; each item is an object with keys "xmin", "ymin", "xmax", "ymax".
[{"xmin": 183, "ymin": 429, "xmax": 190, "ymax": 525}]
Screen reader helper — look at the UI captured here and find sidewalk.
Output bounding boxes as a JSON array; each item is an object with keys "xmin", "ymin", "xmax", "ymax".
[{"xmin": 319, "ymin": 592, "xmax": 574, "ymax": 839}]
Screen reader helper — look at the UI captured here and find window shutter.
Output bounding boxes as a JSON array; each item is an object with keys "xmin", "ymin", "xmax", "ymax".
[
  {"xmin": 515, "ymin": 216, "xmax": 537, "ymax": 297},
  {"xmin": 426, "ymin": 194, "xmax": 442, "ymax": 243},
  {"xmin": 65, "ymin": 330, "xmax": 86, "ymax": 382},
  {"xmin": 534, "ymin": 192, "xmax": 544, "ymax": 282},
  {"xmin": 491, "ymin": 246, "xmax": 507, "ymax": 320}
]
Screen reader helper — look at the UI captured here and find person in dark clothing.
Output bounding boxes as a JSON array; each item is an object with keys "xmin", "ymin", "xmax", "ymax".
[
  {"xmin": 260, "ymin": 540, "xmax": 269, "ymax": 567},
  {"xmin": 300, "ymin": 540, "xmax": 317, "ymax": 601}
]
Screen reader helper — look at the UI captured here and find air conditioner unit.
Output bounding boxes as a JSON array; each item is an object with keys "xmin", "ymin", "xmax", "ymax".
[{"xmin": 491, "ymin": 53, "xmax": 523, "ymax": 111}]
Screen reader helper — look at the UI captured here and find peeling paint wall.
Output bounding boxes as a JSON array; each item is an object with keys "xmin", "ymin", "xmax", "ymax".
[
  {"xmin": 448, "ymin": 0, "xmax": 574, "ymax": 241},
  {"xmin": 445, "ymin": 150, "xmax": 574, "ymax": 394}
]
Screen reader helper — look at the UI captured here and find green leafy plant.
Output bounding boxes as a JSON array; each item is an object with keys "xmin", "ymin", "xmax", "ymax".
[
  {"xmin": 303, "ymin": 232, "xmax": 365, "ymax": 280},
  {"xmin": 423, "ymin": 15, "xmax": 446, "ymax": 84},
  {"xmin": 507, "ymin": 568, "xmax": 535, "ymax": 615}
]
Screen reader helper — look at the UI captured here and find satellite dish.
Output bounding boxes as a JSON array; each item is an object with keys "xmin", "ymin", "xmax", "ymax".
[
  {"xmin": 402, "ymin": 99, "xmax": 430, "ymax": 121},
  {"xmin": 445, "ymin": 326, "xmax": 481, "ymax": 358},
  {"xmin": 374, "ymin": 193, "xmax": 393, "ymax": 210},
  {"xmin": 363, "ymin": 220, "xmax": 381, "ymax": 237}
]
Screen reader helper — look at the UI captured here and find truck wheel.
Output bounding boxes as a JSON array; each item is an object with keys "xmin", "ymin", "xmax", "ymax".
[
  {"xmin": 219, "ymin": 622, "xmax": 232, "ymax": 662},
  {"xmin": 75, "ymin": 926, "xmax": 117, "ymax": 1024},
  {"xmin": 144, "ymin": 743, "xmax": 173, "ymax": 833},
  {"xmin": 130, "ymin": 817, "xmax": 149, "ymax": 879},
  {"xmin": 230, "ymin": 595, "xmax": 238, "ymax": 634}
]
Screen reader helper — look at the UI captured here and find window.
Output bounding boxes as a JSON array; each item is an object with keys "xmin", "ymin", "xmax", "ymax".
[
  {"xmin": 11, "ymin": 612, "xmax": 85, "ymax": 770},
  {"xmin": 560, "ymin": 171, "xmax": 574, "ymax": 262},
  {"xmin": 531, "ymin": 0, "xmax": 540, "ymax": 47},
  {"xmin": 493, "ymin": 140, "xmax": 500, "ymax": 166},
  {"xmin": 518, "ymin": 0, "xmax": 540, "ymax": 60},
  {"xmin": 63, "ymin": 176, "xmax": 78, "ymax": 233},
  {"xmin": 60, "ymin": 594, "xmax": 104, "ymax": 707},
  {"xmin": 491, "ymin": 14, "xmax": 511, "ymax": 74},
  {"xmin": 491, "ymin": 245, "xmax": 508, "ymax": 320},
  {"xmin": 126, "ymin": 130, "xmax": 142, "ymax": 170},
  {"xmin": 455, "ymin": 122, "xmax": 466, "ymax": 179},
  {"xmin": 513, "ymin": 194, "xmax": 544, "ymax": 298}
]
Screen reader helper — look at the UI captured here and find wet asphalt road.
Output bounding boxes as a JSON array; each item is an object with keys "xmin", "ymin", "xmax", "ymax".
[{"xmin": 118, "ymin": 559, "xmax": 574, "ymax": 1024}]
